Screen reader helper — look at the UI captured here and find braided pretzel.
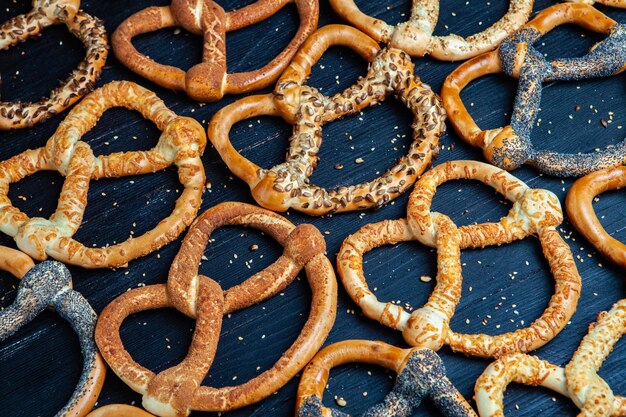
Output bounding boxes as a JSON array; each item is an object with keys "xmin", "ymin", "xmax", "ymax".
[
  {"xmin": 0, "ymin": 247, "xmax": 106, "ymax": 416},
  {"xmin": 296, "ymin": 340, "xmax": 477, "ymax": 417},
  {"xmin": 566, "ymin": 166, "xmax": 626, "ymax": 270},
  {"xmin": 87, "ymin": 405, "xmax": 154, "ymax": 417},
  {"xmin": 209, "ymin": 25, "xmax": 446, "ymax": 216},
  {"xmin": 338, "ymin": 160, "xmax": 581, "ymax": 357},
  {"xmin": 0, "ymin": 81, "xmax": 206, "ymax": 268},
  {"xmin": 112, "ymin": 0, "xmax": 318, "ymax": 102},
  {"xmin": 95, "ymin": 202, "xmax": 337, "ymax": 416},
  {"xmin": 475, "ymin": 298, "xmax": 626, "ymax": 416},
  {"xmin": 0, "ymin": 0, "xmax": 108, "ymax": 130},
  {"xmin": 442, "ymin": 3, "xmax": 626, "ymax": 177},
  {"xmin": 566, "ymin": 0, "xmax": 626, "ymax": 8},
  {"xmin": 328, "ymin": 0, "xmax": 534, "ymax": 60}
]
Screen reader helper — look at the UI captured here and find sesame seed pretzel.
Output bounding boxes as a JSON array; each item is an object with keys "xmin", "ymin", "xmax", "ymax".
[
  {"xmin": 0, "ymin": 81, "xmax": 206, "ymax": 268},
  {"xmin": 296, "ymin": 340, "xmax": 477, "ymax": 417},
  {"xmin": 95, "ymin": 202, "xmax": 337, "ymax": 416},
  {"xmin": 111, "ymin": 0, "xmax": 318, "ymax": 102},
  {"xmin": 209, "ymin": 25, "xmax": 446, "ymax": 216},
  {"xmin": 442, "ymin": 3, "xmax": 626, "ymax": 177},
  {"xmin": 0, "ymin": 0, "xmax": 108, "ymax": 130},
  {"xmin": 0, "ymin": 247, "xmax": 106, "ymax": 417},
  {"xmin": 566, "ymin": 165, "xmax": 626, "ymax": 270},
  {"xmin": 338, "ymin": 160, "xmax": 581, "ymax": 358},
  {"xmin": 328, "ymin": 0, "xmax": 534, "ymax": 60},
  {"xmin": 475, "ymin": 298, "xmax": 626, "ymax": 417}
]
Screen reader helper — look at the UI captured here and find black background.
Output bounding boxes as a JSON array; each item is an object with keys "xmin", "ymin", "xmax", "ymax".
[{"xmin": 0, "ymin": 0, "xmax": 625, "ymax": 416}]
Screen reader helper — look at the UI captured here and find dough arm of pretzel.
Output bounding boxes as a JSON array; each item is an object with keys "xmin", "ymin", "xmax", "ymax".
[
  {"xmin": 565, "ymin": 0, "xmax": 626, "ymax": 8},
  {"xmin": 87, "ymin": 405, "xmax": 155, "ymax": 417},
  {"xmin": 565, "ymin": 166, "xmax": 626, "ymax": 270}
]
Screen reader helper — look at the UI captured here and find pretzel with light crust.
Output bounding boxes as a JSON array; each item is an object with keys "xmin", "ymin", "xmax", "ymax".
[
  {"xmin": 338, "ymin": 160, "xmax": 581, "ymax": 358},
  {"xmin": 0, "ymin": 81, "xmax": 206, "ymax": 268},
  {"xmin": 0, "ymin": 0, "xmax": 108, "ymax": 130},
  {"xmin": 475, "ymin": 298, "xmax": 626, "ymax": 417},
  {"xmin": 87, "ymin": 405, "xmax": 155, "ymax": 417},
  {"xmin": 112, "ymin": 0, "xmax": 318, "ymax": 102},
  {"xmin": 329, "ymin": 0, "xmax": 534, "ymax": 60},
  {"xmin": 96, "ymin": 202, "xmax": 337, "ymax": 416},
  {"xmin": 209, "ymin": 25, "xmax": 446, "ymax": 216},
  {"xmin": 296, "ymin": 340, "xmax": 477, "ymax": 417},
  {"xmin": 0, "ymin": 247, "xmax": 106, "ymax": 417},
  {"xmin": 442, "ymin": 3, "xmax": 626, "ymax": 177},
  {"xmin": 566, "ymin": 166, "xmax": 626, "ymax": 270}
]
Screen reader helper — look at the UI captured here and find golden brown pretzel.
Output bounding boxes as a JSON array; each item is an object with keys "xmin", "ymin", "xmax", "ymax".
[
  {"xmin": 338, "ymin": 160, "xmax": 581, "ymax": 357},
  {"xmin": 296, "ymin": 340, "xmax": 477, "ymax": 417},
  {"xmin": 0, "ymin": 81, "xmax": 206, "ymax": 268},
  {"xmin": 0, "ymin": 0, "xmax": 108, "ymax": 130},
  {"xmin": 87, "ymin": 404, "xmax": 154, "ymax": 417},
  {"xmin": 328, "ymin": 0, "xmax": 534, "ymax": 60},
  {"xmin": 96, "ymin": 202, "xmax": 337, "ymax": 416},
  {"xmin": 566, "ymin": 0, "xmax": 626, "ymax": 7},
  {"xmin": 112, "ymin": 0, "xmax": 318, "ymax": 102},
  {"xmin": 442, "ymin": 3, "xmax": 626, "ymax": 177},
  {"xmin": 0, "ymin": 247, "xmax": 106, "ymax": 417},
  {"xmin": 475, "ymin": 299, "xmax": 626, "ymax": 417},
  {"xmin": 209, "ymin": 25, "xmax": 446, "ymax": 216},
  {"xmin": 566, "ymin": 166, "xmax": 626, "ymax": 270}
]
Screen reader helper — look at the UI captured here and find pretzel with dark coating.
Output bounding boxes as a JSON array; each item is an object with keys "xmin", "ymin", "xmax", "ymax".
[
  {"xmin": 0, "ymin": 246, "xmax": 106, "ymax": 416},
  {"xmin": 0, "ymin": 81, "xmax": 206, "ymax": 268},
  {"xmin": 112, "ymin": 0, "xmax": 318, "ymax": 102},
  {"xmin": 209, "ymin": 25, "xmax": 446, "ymax": 216},
  {"xmin": 0, "ymin": 0, "xmax": 108, "ymax": 130},
  {"xmin": 338, "ymin": 160, "xmax": 581, "ymax": 357},
  {"xmin": 328, "ymin": 0, "xmax": 534, "ymax": 60},
  {"xmin": 96, "ymin": 202, "xmax": 337, "ymax": 416},
  {"xmin": 296, "ymin": 340, "xmax": 477, "ymax": 417},
  {"xmin": 442, "ymin": 3, "xmax": 626, "ymax": 177},
  {"xmin": 566, "ymin": 165, "xmax": 626, "ymax": 270}
]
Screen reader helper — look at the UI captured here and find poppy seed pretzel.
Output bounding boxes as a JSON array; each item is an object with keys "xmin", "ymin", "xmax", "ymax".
[
  {"xmin": 0, "ymin": 247, "xmax": 106, "ymax": 417},
  {"xmin": 112, "ymin": 0, "xmax": 318, "ymax": 102},
  {"xmin": 329, "ymin": 0, "xmax": 534, "ymax": 60},
  {"xmin": 96, "ymin": 202, "xmax": 337, "ymax": 416},
  {"xmin": 338, "ymin": 160, "xmax": 581, "ymax": 357},
  {"xmin": 566, "ymin": 165, "xmax": 626, "ymax": 270},
  {"xmin": 209, "ymin": 25, "xmax": 446, "ymax": 216},
  {"xmin": 475, "ymin": 299, "xmax": 626, "ymax": 416},
  {"xmin": 296, "ymin": 340, "xmax": 477, "ymax": 417},
  {"xmin": 0, "ymin": 81, "xmax": 206, "ymax": 268},
  {"xmin": 0, "ymin": 0, "xmax": 108, "ymax": 130},
  {"xmin": 442, "ymin": 3, "xmax": 626, "ymax": 177}
]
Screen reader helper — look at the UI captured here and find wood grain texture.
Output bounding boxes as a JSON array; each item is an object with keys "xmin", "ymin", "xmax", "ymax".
[{"xmin": 0, "ymin": 0, "xmax": 625, "ymax": 416}]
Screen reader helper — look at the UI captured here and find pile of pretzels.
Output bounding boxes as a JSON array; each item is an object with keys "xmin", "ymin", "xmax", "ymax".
[{"xmin": 1, "ymin": 0, "xmax": 626, "ymax": 416}]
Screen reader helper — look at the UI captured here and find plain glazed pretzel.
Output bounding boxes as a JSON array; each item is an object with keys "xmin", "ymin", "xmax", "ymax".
[
  {"xmin": 329, "ymin": 0, "xmax": 534, "ymax": 60},
  {"xmin": 112, "ymin": 0, "xmax": 318, "ymax": 102},
  {"xmin": 442, "ymin": 3, "xmax": 626, "ymax": 177},
  {"xmin": 566, "ymin": 166, "xmax": 626, "ymax": 270},
  {"xmin": 475, "ymin": 298, "xmax": 626, "ymax": 417},
  {"xmin": 296, "ymin": 340, "xmax": 477, "ymax": 417},
  {"xmin": 0, "ymin": 247, "xmax": 106, "ymax": 417},
  {"xmin": 95, "ymin": 202, "xmax": 337, "ymax": 416},
  {"xmin": 209, "ymin": 25, "xmax": 446, "ymax": 216},
  {"xmin": 0, "ymin": 81, "xmax": 206, "ymax": 268},
  {"xmin": 0, "ymin": 0, "xmax": 108, "ymax": 130},
  {"xmin": 338, "ymin": 160, "xmax": 581, "ymax": 358},
  {"xmin": 87, "ymin": 404, "xmax": 154, "ymax": 417},
  {"xmin": 566, "ymin": 0, "xmax": 626, "ymax": 8}
]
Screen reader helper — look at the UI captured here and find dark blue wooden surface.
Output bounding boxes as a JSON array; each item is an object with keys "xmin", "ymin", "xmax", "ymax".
[{"xmin": 0, "ymin": 1, "xmax": 625, "ymax": 416}]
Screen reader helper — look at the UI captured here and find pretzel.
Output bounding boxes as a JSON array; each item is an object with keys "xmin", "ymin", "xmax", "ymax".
[
  {"xmin": 566, "ymin": 0, "xmax": 626, "ymax": 8},
  {"xmin": 475, "ymin": 298, "xmax": 626, "ymax": 416},
  {"xmin": 95, "ymin": 202, "xmax": 337, "ymax": 416},
  {"xmin": 442, "ymin": 3, "xmax": 626, "ymax": 177},
  {"xmin": 296, "ymin": 340, "xmax": 477, "ymax": 417},
  {"xmin": 87, "ymin": 405, "xmax": 154, "ymax": 417},
  {"xmin": 328, "ymin": 0, "xmax": 534, "ymax": 60},
  {"xmin": 0, "ymin": 246, "xmax": 106, "ymax": 416},
  {"xmin": 0, "ymin": 0, "xmax": 108, "ymax": 130},
  {"xmin": 0, "ymin": 81, "xmax": 206, "ymax": 268},
  {"xmin": 566, "ymin": 165, "xmax": 626, "ymax": 269},
  {"xmin": 338, "ymin": 160, "xmax": 581, "ymax": 357},
  {"xmin": 112, "ymin": 0, "xmax": 318, "ymax": 102},
  {"xmin": 209, "ymin": 25, "xmax": 446, "ymax": 216}
]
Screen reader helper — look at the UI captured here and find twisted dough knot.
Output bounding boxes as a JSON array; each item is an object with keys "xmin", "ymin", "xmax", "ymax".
[
  {"xmin": 159, "ymin": 116, "xmax": 208, "ymax": 156},
  {"xmin": 499, "ymin": 27, "xmax": 549, "ymax": 79},
  {"xmin": 170, "ymin": 0, "xmax": 220, "ymax": 35},
  {"xmin": 285, "ymin": 224, "xmax": 326, "ymax": 267},
  {"xmin": 403, "ymin": 305, "xmax": 449, "ymax": 351},
  {"xmin": 35, "ymin": 0, "xmax": 80, "ymax": 24},
  {"xmin": 505, "ymin": 188, "xmax": 563, "ymax": 234}
]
